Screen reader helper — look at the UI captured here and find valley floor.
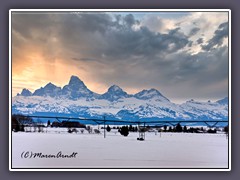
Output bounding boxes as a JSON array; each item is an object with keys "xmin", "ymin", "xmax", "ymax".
[{"xmin": 11, "ymin": 129, "xmax": 229, "ymax": 169}]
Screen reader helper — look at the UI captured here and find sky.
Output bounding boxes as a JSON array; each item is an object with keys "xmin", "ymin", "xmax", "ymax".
[{"xmin": 11, "ymin": 11, "xmax": 229, "ymax": 103}]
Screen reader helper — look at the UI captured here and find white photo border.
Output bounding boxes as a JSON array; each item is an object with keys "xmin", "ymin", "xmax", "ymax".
[{"xmin": 9, "ymin": 9, "xmax": 231, "ymax": 171}]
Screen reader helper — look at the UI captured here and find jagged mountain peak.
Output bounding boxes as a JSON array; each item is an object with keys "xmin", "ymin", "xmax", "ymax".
[
  {"xmin": 99, "ymin": 85, "xmax": 130, "ymax": 101},
  {"xmin": 216, "ymin": 97, "xmax": 228, "ymax": 105},
  {"xmin": 134, "ymin": 88, "xmax": 169, "ymax": 101},
  {"xmin": 61, "ymin": 76, "xmax": 95, "ymax": 100},
  {"xmin": 44, "ymin": 82, "xmax": 59, "ymax": 89},
  {"xmin": 18, "ymin": 88, "xmax": 32, "ymax": 96},
  {"xmin": 32, "ymin": 82, "xmax": 61, "ymax": 97},
  {"xmin": 147, "ymin": 88, "xmax": 162, "ymax": 95},
  {"xmin": 68, "ymin": 75, "xmax": 84, "ymax": 85},
  {"xmin": 13, "ymin": 75, "xmax": 228, "ymax": 120},
  {"xmin": 16, "ymin": 75, "xmax": 172, "ymax": 102},
  {"xmin": 65, "ymin": 75, "xmax": 89, "ymax": 91},
  {"xmin": 108, "ymin": 85, "xmax": 124, "ymax": 92}
]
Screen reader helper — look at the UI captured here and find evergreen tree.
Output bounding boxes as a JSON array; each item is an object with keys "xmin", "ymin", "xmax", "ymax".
[
  {"xmin": 224, "ymin": 125, "xmax": 229, "ymax": 134},
  {"xmin": 169, "ymin": 126, "xmax": 172, "ymax": 132},
  {"xmin": 183, "ymin": 126, "xmax": 188, "ymax": 132},
  {"xmin": 207, "ymin": 128, "xmax": 217, "ymax": 134},
  {"xmin": 134, "ymin": 126, "xmax": 138, "ymax": 132},
  {"xmin": 47, "ymin": 120, "xmax": 51, "ymax": 127},
  {"xmin": 12, "ymin": 114, "xmax": 32, "ymax": 132},
  {"xmin": 106, "ymin": 125, "xmax": 111, "ymax": 132},
  {"xmin": 119, "ymin": 126, "xmax": 129, "ymax": 136},
  {"xmin": 176, "ymin": 123, "xmax": 182, "ymax": 132},
  {"xmin": 129, "ymin": 124, "xmax": 133, "ymax": 131},
  {"xmin": 189, "ymin": 127, "xmax": 194, "ymax": 133},
  {"xmin": 164, "ymin": 125, "xmax": 167, "ymax": 132},
  {"xmin": 12, "ymin": 115, "xmax": 20, "ymax": 132},
  {"xmin": 20, "ymin": 124, "xmax": 25, "ymax": 132}
]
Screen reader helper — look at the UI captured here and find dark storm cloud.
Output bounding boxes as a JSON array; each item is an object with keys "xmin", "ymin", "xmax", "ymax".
[
  {"xmin": 169, "ymin": 46, "xmax": 228, "ymax": 83},
  {"xmin": 103, "ymin": 26, "xmax": 190, "ymax": 60},
  {"xmin": 188, "ymin": 27, "xmax": 200, "ymax": 37},
  {"xmin": 12, "ymin": 13, "xmax": 59, "ymax": 43},
  {"xmin": 196, "ymin": 38, "xmax": 204, "ymax": 44},
  {"xmin": 123, "ymin": 14, "xmax": 140, "ymax": 27},
  {"xmin": 12, "ymin": 12, "xmax": 229, "ymax": 101},
  {"xmin": 202, "ymin": 22, "xmax": 229, "ymax": 51},
  {"xmin": 12, "ymin": 13, "xmax": 190, "ymax": 61},
  {"xmin": 70, "ymin": 13, "xmax": 113, "ymax": 33},
  {"xmin": 53, "ymin": 14, "xmax": 191, "ymax": 61},
  {"xmin": 96, "ymin": 44, "xmax": 228, "ymax": 100}
]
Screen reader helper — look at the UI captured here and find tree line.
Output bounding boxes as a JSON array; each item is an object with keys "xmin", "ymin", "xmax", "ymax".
[
  {"xmin": 12, "ymin": 114, "xmax": 228, "ymax": 135},
  {"xmin": 161, "ymin": 123, "xmax": 228, "ymax": 134}
]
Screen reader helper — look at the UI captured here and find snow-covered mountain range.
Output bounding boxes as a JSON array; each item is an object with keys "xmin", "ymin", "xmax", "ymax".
[{"xmin": 12, "ymin": 75, "xmax": 228, "ymax": 121}]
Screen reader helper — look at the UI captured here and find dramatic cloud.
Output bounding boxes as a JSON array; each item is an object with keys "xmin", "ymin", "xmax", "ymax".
[
  {"xmin": 188, "ymin": 27, "xmax": 200, "ymax": 37},
  {"xmin": 202, "ymin": 22, "xmax": 229, "ymax": 51},
  {"xmin": 11, "ymin": 11, "xmax": 229, "ymax": 103},
  {"xmin": 196, "ymin": 38, "xmax": 204, "ymax": 44}
]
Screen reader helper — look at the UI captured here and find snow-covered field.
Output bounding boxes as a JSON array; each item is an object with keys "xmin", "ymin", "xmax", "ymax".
[{"xmin": 12, "ymin": 129, "xmax": 228, "ymax": 169}]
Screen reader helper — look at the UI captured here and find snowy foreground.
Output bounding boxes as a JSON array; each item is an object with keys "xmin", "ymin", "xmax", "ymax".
[{"xmin": 12, "ymin": 129, "xmax": 228, "ymax": 169}]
